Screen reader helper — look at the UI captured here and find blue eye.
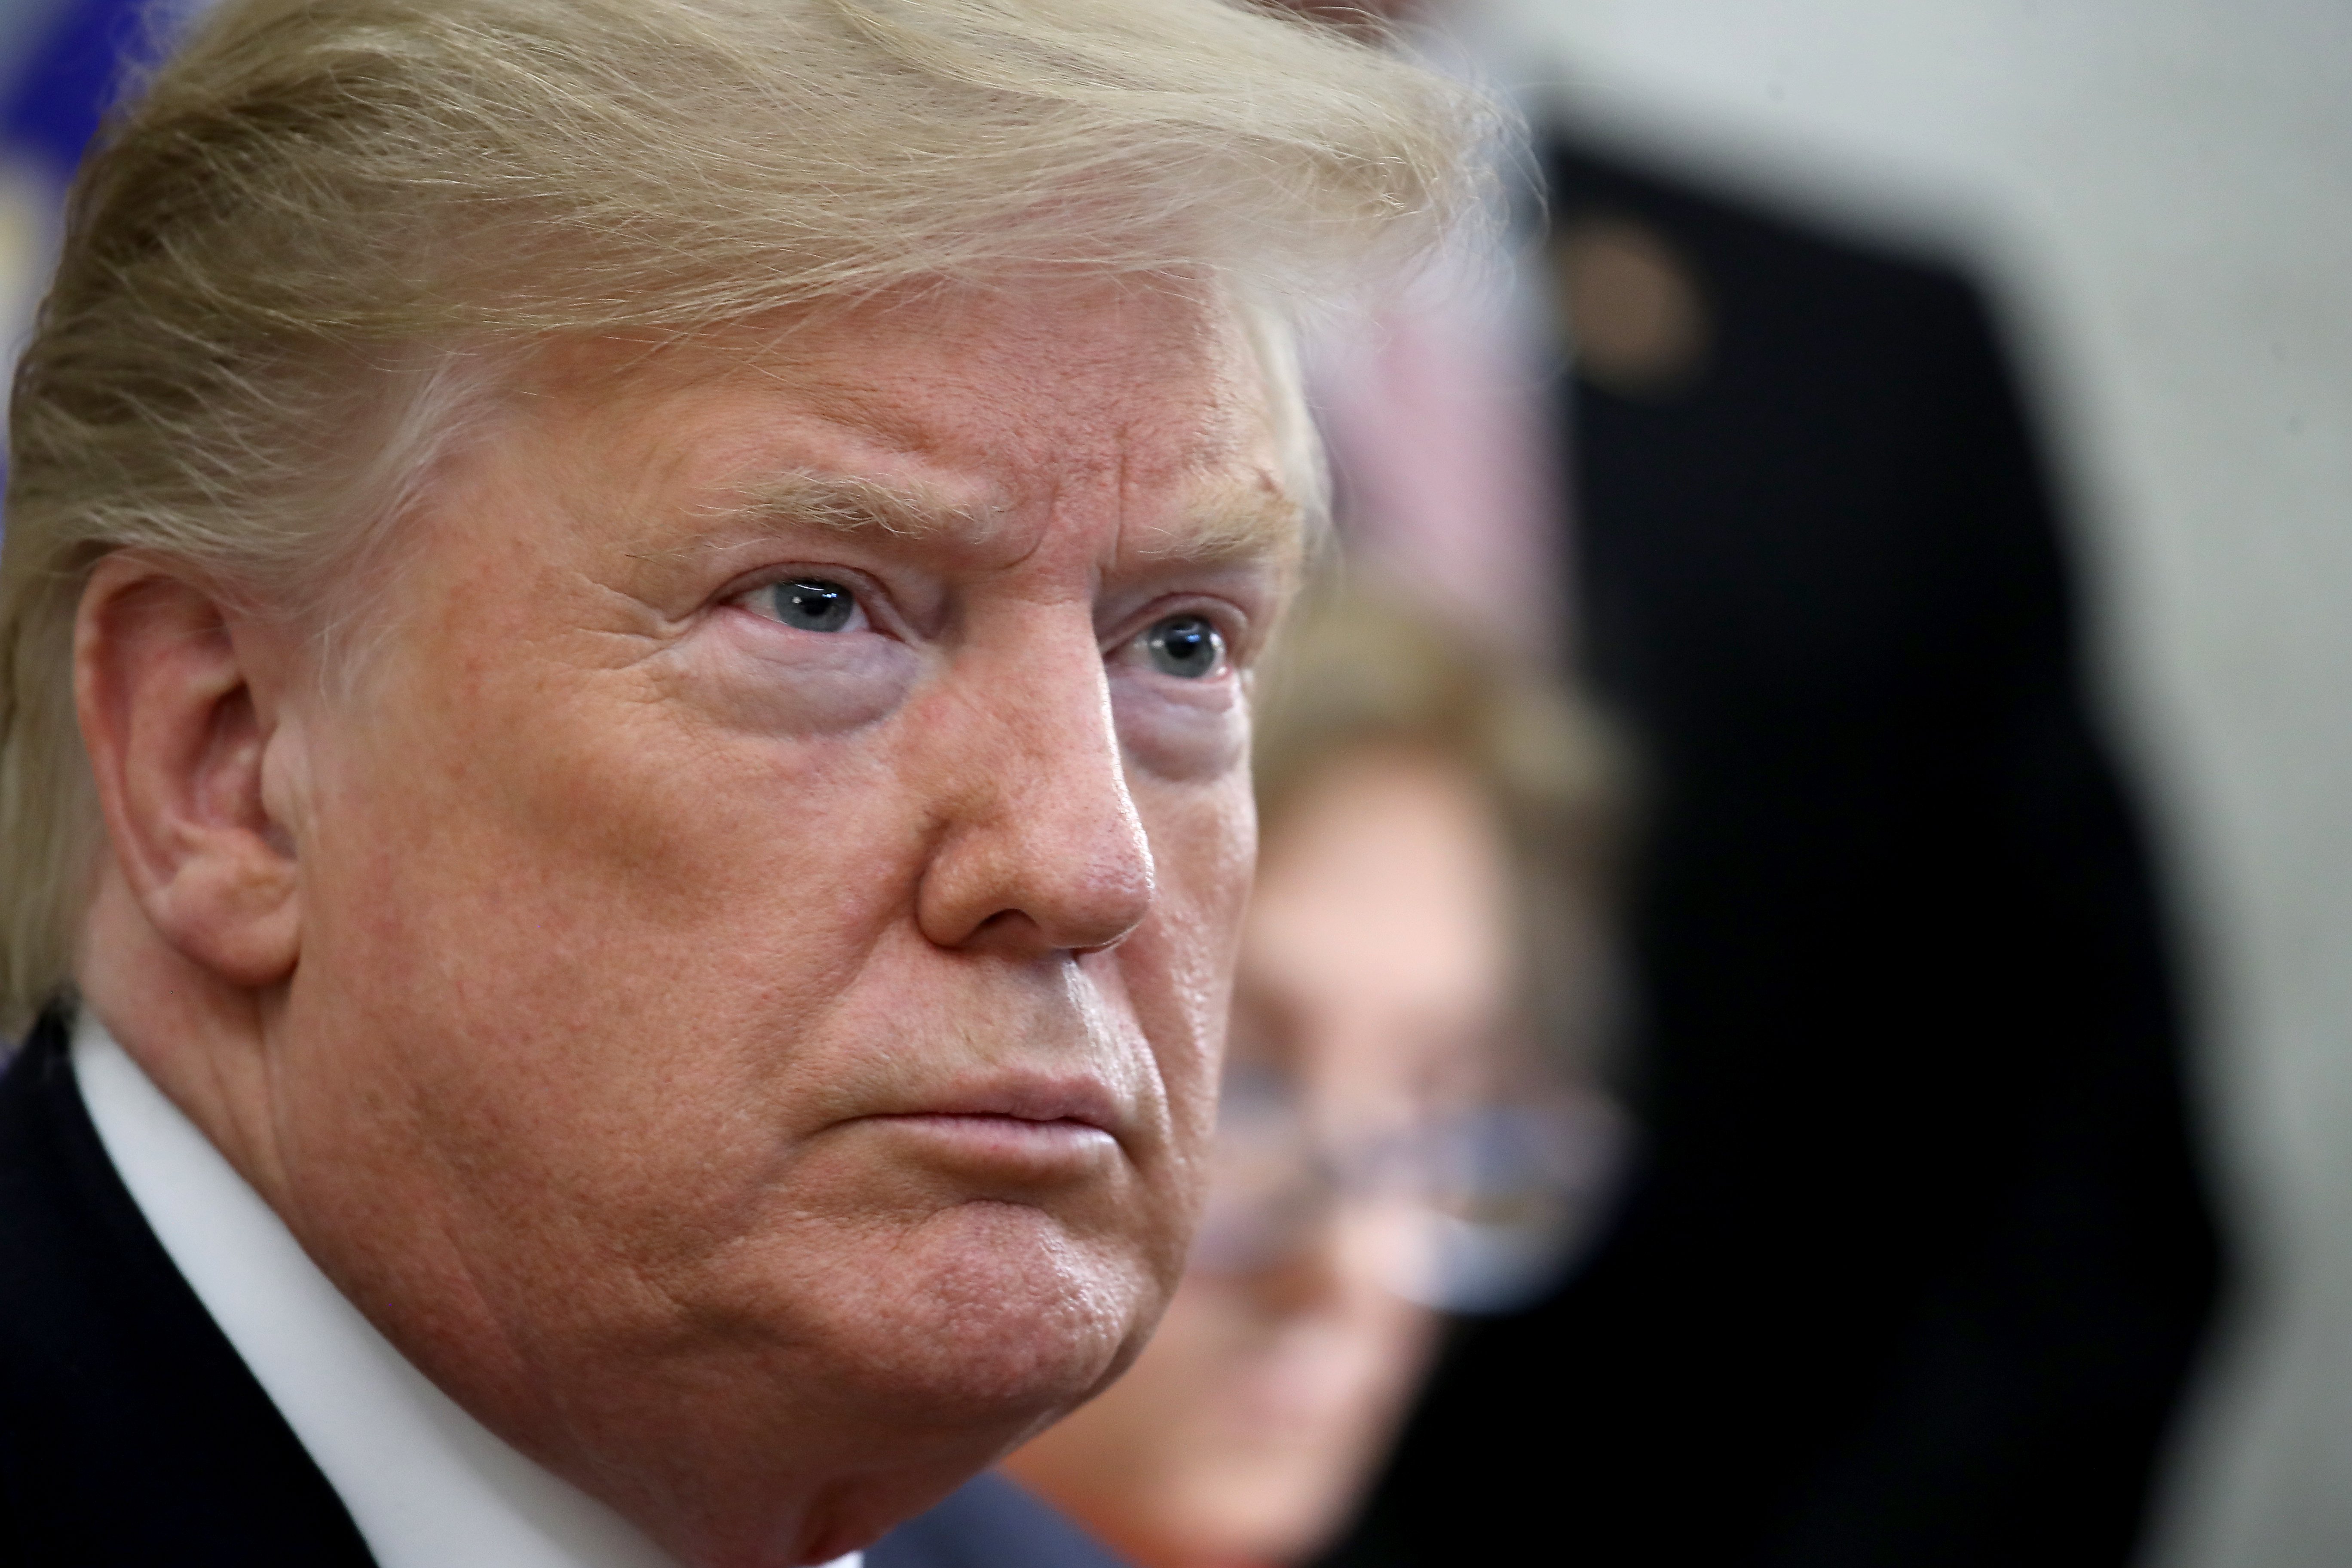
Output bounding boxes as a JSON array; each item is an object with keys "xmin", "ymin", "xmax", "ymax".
[
  {"xmin": 1145, "ymin": 613, "xmax": 1224, "ymax": 679},
  {"xmin": 765, "ymin": 578, "xmax": 856, "ymax": 632}
]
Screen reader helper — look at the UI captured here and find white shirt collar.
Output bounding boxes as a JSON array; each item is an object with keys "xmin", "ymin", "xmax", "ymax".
[{"xmin": 73, "ymin": 1011, "xmax": 858, "ymax": 1568}]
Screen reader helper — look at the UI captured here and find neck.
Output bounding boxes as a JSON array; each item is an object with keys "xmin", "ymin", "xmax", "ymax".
[{"xmin": 76, "ymin": 867, "xmax": 292, "ymax": 1206}]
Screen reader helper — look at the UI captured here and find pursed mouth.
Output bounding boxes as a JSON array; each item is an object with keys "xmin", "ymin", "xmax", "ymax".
[
  {"xmin": 859, "ymin": 1110, "xmax": 1125, "ymax": 1177},
  {"xmin": 887, "ymin": 1076, "xmax": 1127, "ymax": 1137}
]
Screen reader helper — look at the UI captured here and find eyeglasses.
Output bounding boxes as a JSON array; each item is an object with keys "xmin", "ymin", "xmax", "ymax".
[{"xmin": 1188, "ymin": 1063, "xmax": 1632, "ymax": 1314}]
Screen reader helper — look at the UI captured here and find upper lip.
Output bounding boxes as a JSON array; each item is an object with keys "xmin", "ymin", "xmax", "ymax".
[{"xmin": 887, "ymin": 1074, "xmax": 1125, "ymax": 1134}]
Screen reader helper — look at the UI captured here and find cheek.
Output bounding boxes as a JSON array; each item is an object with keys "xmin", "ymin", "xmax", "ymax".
[
  {"xmin": 294, "ymin": 654, "xmax": 923, "ymax": 1117},
  {"xmin": 1123, "ymin": 775, "xmax": 1258, "ymax": 1150},
  {"xmin": 281, "ymin": 687, "xmax": 948, "ymax": 1315}
]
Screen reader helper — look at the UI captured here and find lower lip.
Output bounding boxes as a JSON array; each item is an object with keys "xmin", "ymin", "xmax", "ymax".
[{"xmin": 868, "ymin": 1113, "xmax": 1119, "ymax": 1171}]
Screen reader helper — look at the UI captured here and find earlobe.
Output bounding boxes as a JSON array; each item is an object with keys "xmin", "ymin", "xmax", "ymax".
[{"xmin": 75, "ymin": 554, "xmax": 303, "ymax": 990}]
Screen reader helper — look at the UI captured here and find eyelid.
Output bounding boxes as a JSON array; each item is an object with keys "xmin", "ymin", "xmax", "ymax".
[
  {"xmin": 1107, "ymin": 597, "xmax": 1254, "ymax": 671},
  {"xmin": 721, "ymin": 564, "xmax": 902, "ymax": 639}
]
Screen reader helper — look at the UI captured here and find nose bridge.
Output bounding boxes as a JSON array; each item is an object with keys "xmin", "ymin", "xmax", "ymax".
[
  {"xmin": 1009, "ymin": 625, "xmax": 1148, "ymax": 870},
  {"xmin": 927, "ymin": 611, "xmax": 1156, "ymax": 952}
]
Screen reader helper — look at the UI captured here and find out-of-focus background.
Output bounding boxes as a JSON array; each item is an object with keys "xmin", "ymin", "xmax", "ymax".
[
  {"xmin": 6, "ymin": 3, "xmax": 2350, "ymax": 1565},
  {"xmin": 1448, "ymin": 5, "xmax": 2349, "ymax": 1564}
]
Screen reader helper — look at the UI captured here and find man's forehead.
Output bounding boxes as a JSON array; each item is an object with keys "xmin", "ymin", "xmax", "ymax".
[{"xmin": 493, "ymin": 273, "xmax": 1321, "ymax": 604}]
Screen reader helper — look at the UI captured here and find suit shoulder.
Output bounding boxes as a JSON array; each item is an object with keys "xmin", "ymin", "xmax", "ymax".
[
  {"xmin": 1539, "ymin": 129, "xmax": 1984, "ymax": 330},
  {"xmin": 867, "ymin": 1473, "xmax": 1131, "ymax": 1568}
]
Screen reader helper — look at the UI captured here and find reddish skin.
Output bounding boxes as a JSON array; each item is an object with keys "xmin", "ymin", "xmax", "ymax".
[
  {"xmin": 1006, "ymin": 750, "xmax": 1513, "ymax": 1567},
  {"xmin": 72, "ymin": 280, "xmax": 1303, "ymax": 1567}
]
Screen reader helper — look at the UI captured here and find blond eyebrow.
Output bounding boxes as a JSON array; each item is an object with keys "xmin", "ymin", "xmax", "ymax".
[
  {"xmin": 728, "ymin": 469, "xmax": 1004, "ymax": 545},
  {"xmin": 693, "ymin": 469, "xmax": 1303, "ymax": 566},
  {"xmin": 1131, "ymin": 482, "xmax": 1308, "ymax": 568}
]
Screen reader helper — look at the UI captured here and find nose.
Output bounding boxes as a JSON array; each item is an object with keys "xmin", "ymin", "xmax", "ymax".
[{"xmin": 913, "ymin": 619, "xmax": 1156, "ymax": 957}]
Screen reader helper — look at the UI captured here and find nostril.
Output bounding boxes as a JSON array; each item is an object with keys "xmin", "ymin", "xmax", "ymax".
[
  {"xmin": 1067, "ymin": 928, "xmax": 1136, "ymax": 959},
  {"xmin": 955, "ymin": 906, "xmax": 1135, "ymax": 959}
]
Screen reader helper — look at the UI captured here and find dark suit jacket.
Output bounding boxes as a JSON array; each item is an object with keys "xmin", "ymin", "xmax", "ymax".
[
  {"xmin": 1321, "ymin": 137, "xmax": 2222, "ymax": 1568},
  {"xmin": 0, "ymin": 1013, "xmax": 377, "ymax": 1565},
  {"xmin": 868, "ymin": 1473, "xmax": 1130, "ymax": 1568}
]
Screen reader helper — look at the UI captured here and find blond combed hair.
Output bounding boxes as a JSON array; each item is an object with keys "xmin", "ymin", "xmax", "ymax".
[{"xmin": 0, "ymin": 0, "xmax": 1492, "ymax": 1033}]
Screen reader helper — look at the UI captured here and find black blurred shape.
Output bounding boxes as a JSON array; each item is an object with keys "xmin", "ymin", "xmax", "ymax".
[{"xmin": 1320, "ymin": 137, "xmax": 2222, "ymax": 1568}]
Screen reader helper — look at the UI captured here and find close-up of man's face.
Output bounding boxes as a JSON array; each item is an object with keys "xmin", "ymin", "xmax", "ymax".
[
  {"xmin": 0, "ymin": 1, "xmax": 1481, "ymax": 1561},
  {"xmin": 77, "ymin": 277, "xmax": 1300, "ymax": 1559}
]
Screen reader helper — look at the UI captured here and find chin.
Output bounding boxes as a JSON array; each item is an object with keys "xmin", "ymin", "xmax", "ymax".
[
  {"xmin": 525, "ymin": 1198, "xmax": 1171, "ymax": 1568},
  {"xmin": 817, "ymin": 1197, "xmax": 1166, "ymax": 1422}
]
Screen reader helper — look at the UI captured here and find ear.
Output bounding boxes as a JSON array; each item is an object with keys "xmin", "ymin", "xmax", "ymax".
[{"xmin": 74, "ymin": 553, "xmax": 303, "ymax": 989}]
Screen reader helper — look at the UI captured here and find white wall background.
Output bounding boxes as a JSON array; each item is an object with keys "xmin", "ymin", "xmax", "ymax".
[{"xmin": 1465, "ymin": 2, "xmax": 2352, "ymax": 1562}]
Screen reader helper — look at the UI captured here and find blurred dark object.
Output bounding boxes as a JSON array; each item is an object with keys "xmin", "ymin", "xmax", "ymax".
[
  {"xmin": 1317, "ymin": 134, "xmax": 2223, "ymax": 1568},
  {"xmin": 4, "ymin": 0, "xmax": 140, "ymax": 179},
  {"xmin": 868, "ymin": 1471, "xmax": 1130, "ymax": 1568}
]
